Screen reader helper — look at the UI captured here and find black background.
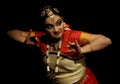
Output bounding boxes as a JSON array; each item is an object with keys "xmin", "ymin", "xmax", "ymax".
[{"xmin": 0, "ymin": 0, "xmax": 115, "ymax": 84}]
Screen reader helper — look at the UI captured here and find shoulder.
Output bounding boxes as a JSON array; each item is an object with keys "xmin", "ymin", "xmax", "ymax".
[
  {"xmin": 64, "ymin": 30, "xmax": 82, "ymax": 36},
  {"xmin": 63, "ymin": 30, "xmax": 82, "ymax": 42}
]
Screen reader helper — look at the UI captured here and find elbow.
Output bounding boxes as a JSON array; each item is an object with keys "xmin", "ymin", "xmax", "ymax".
[
  {"xmin": 7, "ymin": 29, "xmax": 18, "ymax": 37},
  {"xmin": 106, "ymin": 37, "xmax": 112, "ymax": 46},
  {"xmin": 96, "ymin": 34, "xmax": 112, "ymax": 48},
  {"xmin": 7, "ymin": 29, "xmax": 20, "ymax": 40},
  {"xmin": 7, "ymin": 29, "xmax": 15, "ymax": 34},
  {"xmin": 100, "ymin": 35, "xmax": 112, "ymax": 46},
  {"xmin": 7, "ymin": 30, "xmax": 14, "ymax": 37}
]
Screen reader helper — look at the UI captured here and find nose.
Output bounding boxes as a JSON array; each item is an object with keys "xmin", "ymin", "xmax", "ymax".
[{"xmin": 53, "ymin": 26, "xmax": 58, "ymax": 31}]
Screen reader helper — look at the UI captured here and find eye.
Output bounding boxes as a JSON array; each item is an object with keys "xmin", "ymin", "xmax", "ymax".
[
  {"xmin": 56, "ymin": 19, "xmax": 62, "ymax": 26},
  {"xmin": 45, "ymin": 24, "xmax": 54, "ymax": 29}
]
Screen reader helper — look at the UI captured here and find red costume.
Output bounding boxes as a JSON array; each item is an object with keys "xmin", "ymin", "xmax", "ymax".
[{"xmin": 34, "ymin": 29, "xmax": 99, "ymax": 84}]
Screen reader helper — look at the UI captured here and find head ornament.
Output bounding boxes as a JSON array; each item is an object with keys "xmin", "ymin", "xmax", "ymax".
[{"xmin": 40, "ymin": 6, "xmax": 60, "ymax": 18}]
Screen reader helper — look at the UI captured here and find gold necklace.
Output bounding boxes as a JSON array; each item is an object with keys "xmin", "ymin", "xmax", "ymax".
[{"xmin": 46, "ymin": 39, "xmax": 62, "ymax": 79}]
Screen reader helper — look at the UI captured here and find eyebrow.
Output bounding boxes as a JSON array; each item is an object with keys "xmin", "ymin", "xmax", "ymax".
[
  {"xmin": 45, "ymin": 18, "xmax": 62, "ymax": 25},
  {"xmin": 56, "ymin": 19, "xmax": 62, "ymax": 22}
]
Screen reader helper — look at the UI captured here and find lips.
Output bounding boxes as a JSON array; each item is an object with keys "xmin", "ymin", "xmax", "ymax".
[
  {"xmin": 54, "ymin": 31, "xmax": 61, "ymax": 36},
  {"xmin": 55, "ymin": 32, "xmax": 61, "ymax": 35}
]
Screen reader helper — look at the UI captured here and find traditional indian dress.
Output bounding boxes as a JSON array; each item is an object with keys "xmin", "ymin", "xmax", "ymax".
[{"xmin": 34, "ymin": 28, "xmax": 99, "ymax": 84}]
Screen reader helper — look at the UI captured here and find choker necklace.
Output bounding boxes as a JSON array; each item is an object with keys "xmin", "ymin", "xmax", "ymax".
[{"xmin": 46, "ymin": 39, "xmax": 62, "ymax": 79}]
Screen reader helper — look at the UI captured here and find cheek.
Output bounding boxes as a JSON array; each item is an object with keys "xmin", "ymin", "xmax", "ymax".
[
  {"xmin": 59, "ymin": 24, "xmax": 64, "ymax": 30},
  {"xmin": 61, "ymin": 26, "xmax": 65, "ymax": 32}
]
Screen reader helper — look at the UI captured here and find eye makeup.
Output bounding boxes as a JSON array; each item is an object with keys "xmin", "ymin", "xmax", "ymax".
[
  {"xmin": 45, "ymin": 24, "xmax": 54, "ymax": 29},
  {"xmin": 45, "ymin": 19, "xmax": 63, "ymax": 29}
]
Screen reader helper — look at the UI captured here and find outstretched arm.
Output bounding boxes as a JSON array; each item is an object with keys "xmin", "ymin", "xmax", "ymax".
[
  {"xmin": 80, "ymin": 32, "xmax": 112, "ymax": 54},
  {"xmin": 7, "ymin": 29, "xmax": 35, "ymax": 45},
  {"xmin": 67, "ymin": 32, "xmax": 112, "ymax": 56}
]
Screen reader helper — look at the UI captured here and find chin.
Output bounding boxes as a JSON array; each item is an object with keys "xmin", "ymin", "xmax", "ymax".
[
  {"xmin": 52, "ymin": 34, "xmax": 61, "ymax": 38},
  {"xmin": 53, "ymin": 37, "xmax": 61, "ymax": 39}
]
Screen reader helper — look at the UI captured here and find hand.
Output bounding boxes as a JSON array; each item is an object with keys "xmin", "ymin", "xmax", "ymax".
[
  {"xmin": 67, "ymin": 40, "xmax": 82, "ymax": 57},
  {"xmin": 24, "ymin": 29, "xmax": 36, "ymax": 46}
]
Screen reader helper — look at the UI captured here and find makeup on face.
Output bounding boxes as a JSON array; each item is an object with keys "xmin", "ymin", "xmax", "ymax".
[
  {"xmin": 44, "ymin": 19, "xmax": 63, "ymax": 29},
  {"xmin": 43, "ymin": 15, "xmax": 64, "ymax": 39}
]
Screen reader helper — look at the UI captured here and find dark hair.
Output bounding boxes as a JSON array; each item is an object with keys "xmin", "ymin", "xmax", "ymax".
[{"xmin": 40, "ymin": 5, "xmax": 60, "ymax": 17}]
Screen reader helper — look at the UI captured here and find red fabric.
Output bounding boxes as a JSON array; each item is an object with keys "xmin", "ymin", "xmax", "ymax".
[
  {"xmin": 35, "ymin": 31, "xmax": 46, "ymax": 53},
  {"xmin": 34, "ymin": 31, "xmax": 99, "ymax": 84},
  {"xmin": 60, "ymin": 30, "xmax": 81, "ymax": 57},
  {"xmin": 35, "ymin": 30, "xmax": 82, "ymax": 58},
  {"xmin": 81, "ymin": 68, "xmax": 99, "ymax": 84}
]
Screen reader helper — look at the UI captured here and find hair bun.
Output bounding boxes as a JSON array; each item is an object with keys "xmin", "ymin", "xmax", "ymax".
[{"xmin": 40, "ymin": 5, "xmax": 60, "ymax": 17}]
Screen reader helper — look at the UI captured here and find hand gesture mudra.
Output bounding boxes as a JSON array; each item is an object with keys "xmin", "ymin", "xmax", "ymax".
[
  {"xmin": 24, "ymin": 29, "xmax": 37, "ymax": 46},
  {"xmin": 68, "ymin": 40, "xmax": 83, "ymax": 58}
]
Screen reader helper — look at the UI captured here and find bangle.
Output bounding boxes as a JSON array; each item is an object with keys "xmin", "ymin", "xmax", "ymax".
[{"xmin": 88, "ymin": 44, "xmax": 93, "ymax": 52}]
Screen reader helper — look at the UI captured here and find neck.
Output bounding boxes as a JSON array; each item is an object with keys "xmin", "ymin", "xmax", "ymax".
[
  {"xmin": 48, "ymin": 37, "xmax": 61, "ymax": 45},
  {"xmin": 47, "ymin": 37, "xmax": 62, "ymax": 51}
]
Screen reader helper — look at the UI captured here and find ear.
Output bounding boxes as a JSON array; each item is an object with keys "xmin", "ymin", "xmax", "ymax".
[{"xmin": 63, "ymin": 22, "xmax": 71, "ymax": 30}]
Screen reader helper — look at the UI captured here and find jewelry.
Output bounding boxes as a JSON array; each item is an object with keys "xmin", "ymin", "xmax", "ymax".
[{"xmin": 46, "ymin": 39, "xmax": 62, "ymax": 79}]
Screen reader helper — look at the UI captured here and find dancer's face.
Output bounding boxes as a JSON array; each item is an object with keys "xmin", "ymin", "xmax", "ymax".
[{"xmin": 44, "ymin": 15, "xmax": 65, "ymax": 39}]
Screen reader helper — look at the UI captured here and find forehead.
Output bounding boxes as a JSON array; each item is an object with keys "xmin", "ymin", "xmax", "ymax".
[{"xmin": 45, "ymin": 15, "xmax": 62, "ymax": 24}]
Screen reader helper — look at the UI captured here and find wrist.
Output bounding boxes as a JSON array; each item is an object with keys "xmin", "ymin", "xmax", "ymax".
[
  {"xmin": 80, "ymin": 44, "xmax": 93, "ymax": 54},
  {"xmin": 80, "ymin": 48, "xmax": 85, "ymax": 54}
]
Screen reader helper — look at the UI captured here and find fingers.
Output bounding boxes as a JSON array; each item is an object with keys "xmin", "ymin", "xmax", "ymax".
[
  {"xmin": 67, "ymin": 40, "xmax": 81, "ymax": 53},
  {"xmin": 75, "ymin": 40, "xmax": 81, "ymax": 53},
  {"xmin": 27, "ymin": 29, "xmax": 32, "ymax": 38},
  {"xmin": 25, "ymin": 29, "xmax": 36, "ymax": 45}
]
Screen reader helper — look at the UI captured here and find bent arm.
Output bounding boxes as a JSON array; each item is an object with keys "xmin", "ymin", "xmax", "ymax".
[
  {"xmin": 7, "ymin": 29, "xmax": 35, "ymax": 43},
  {"xmin": 80, "ymin": 33, "xmax": 112, "ymax": 54}
]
